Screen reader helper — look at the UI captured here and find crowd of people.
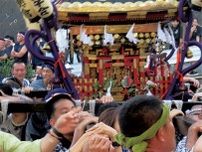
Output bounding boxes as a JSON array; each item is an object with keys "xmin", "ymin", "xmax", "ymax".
[
  {"xmin": 1, "ymin": 86, "xmax": 202, "ymax": 152},
  {"xmin": 0, "ymin": 61, "xmax": 201, "ymax": 152}
]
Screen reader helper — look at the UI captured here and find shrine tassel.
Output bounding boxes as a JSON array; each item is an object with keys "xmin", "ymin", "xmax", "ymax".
[{"xmin": 175, "ymin": 47, "xmax": 184, "ymax": 83}]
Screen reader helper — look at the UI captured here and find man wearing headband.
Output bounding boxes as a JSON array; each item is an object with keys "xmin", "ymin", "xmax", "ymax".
[
  {"xmin": 116, "ymin": 95, "xmax": 176, "ymax": 152},
  {"xmin": 11, "ymin": 32, "xmax": 28, "ymax": 64},
  {"xmin": 30, "ymin": 63, "xmax": 55, "ymax": 90}
]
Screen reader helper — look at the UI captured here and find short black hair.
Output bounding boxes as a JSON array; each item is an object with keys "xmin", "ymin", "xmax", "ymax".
[
  {"xmin": 18, "ymin": 31, "xmax": 25, "ymax": 36},
  {"xmin": 61, "ymin": 25, "xmax": 68, "ymax": 29},
  {"xmin": 12, "ymin": 61, "xmax": 26, "ymax": 68},
  {"xmin": 4, "ymin": 35, "xmax": 15, "ymax": 42},
  {"xmin": 42, "ymin": 63, "xmax": 54, "ymax": 73},
  {"xmin": 171, "ymin": 16, "xmax": 180, "ymax": 22},
  {"xmin": 46, "ymin": 95, "xmax": 76, "ymax": 120},
  {"xmin": 97, "ymin": 102, "xmax": 120, "ymax": 116},
  {"xmin": 119, "ymin": 95, "xmax": 163, "ymax": 137}
]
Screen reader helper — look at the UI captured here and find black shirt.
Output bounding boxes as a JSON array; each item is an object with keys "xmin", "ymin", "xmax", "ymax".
[
  {"xmin": 14, "ymin": 43, "xmax": 28, "ymax": 64},
  {"xmin": 0, "ymin": 49, "xmax": 8, "ymax": 57},
  {"xmin": 190, "ymin": 26, "xmax": 201, "ymax": 41},
  {"xmin": 171, "ymin": 23, "xmax": 183, "ymax": 47},
  {"xmin": 4, "ymin": 46, "xmax": 13, "ymax": 57}
]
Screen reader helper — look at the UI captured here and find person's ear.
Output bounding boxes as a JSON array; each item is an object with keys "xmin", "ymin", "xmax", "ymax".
[
  {"xmin": 49, "ymin": 118, "xmax": 56, "ymax": 126},
  {"xmin": 156, "ymin": 126, "xmax": 166, "ymax": 142}
]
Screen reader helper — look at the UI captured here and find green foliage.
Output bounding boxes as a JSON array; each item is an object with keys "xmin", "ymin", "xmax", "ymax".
[
  {"xmin": 0, "ymin": 59, "xmax": 13, "ymax": 78},
  {"xmin": 0, "ymin": 59, "xmax": 35, "ymax": 80},
  {"xmin": 26, "ymin": 64, "xmax": 35, "ymax": 80}
]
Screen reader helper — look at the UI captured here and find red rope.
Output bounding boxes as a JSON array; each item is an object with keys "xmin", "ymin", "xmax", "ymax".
[
  {"xmin": 160, "ymin": 47, "xmax": 184, "ymax": 99},
  {"xmin": 47, "ymin": 39, "xmax": 54, "ymax": 44},
  {"xmin": 54, "ymin": 57, "xmax": 67, "ymax": 78},
  {"xmin": 175, "ymin": 47, "xmax": 184, "ymax": 83}
]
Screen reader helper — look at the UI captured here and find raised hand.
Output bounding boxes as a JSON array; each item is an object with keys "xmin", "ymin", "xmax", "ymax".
[
  {"xmin": 76, "ymin": 113, "xmax": 98, "ymax": 131},
  {"xmin": 97, "ymin": 95, "xmax": 114, "ymax": 103},
  {"xmin": 86, "ymin": 122, "xmax": 118, "ymax": 141},
  {"xmin": 53, "ymin": 107, "xmax": 81, "ymax": 134},
  {"xmin": 186, "ymin": 121, "xmax": 202, "ymax": 150},
  {"xmin": 82, "ymin": 134, "xmax": 116, "ymax": 152}
]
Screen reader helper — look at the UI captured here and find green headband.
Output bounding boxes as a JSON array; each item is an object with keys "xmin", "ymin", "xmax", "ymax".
[{"xmin": 115, "ymin": 104, "xmax": 169, "ymax": 152}]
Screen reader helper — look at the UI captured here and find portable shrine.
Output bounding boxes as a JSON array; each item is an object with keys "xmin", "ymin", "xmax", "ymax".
[{"xmin": 56, "ymin": 0, "xmax": 179, "ymax": 101}]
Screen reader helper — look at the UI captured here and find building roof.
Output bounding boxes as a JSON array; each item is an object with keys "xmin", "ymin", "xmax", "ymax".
[
  {"xmin": 57, "ymin": 0, "xmax": 178, "ymax": 24},
  {"xmin": 58, "ymin": 0, "xmax": 178, "ymax": 13}
]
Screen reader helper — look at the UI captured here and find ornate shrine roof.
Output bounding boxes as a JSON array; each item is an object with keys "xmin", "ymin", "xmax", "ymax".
[
  {"xmin": 57, "ymin": 0, "xmax": 179, "ymax": 24},
  {"xmin": 58, "ymin": 0, "xmax": 178, "ymax": 12}
]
